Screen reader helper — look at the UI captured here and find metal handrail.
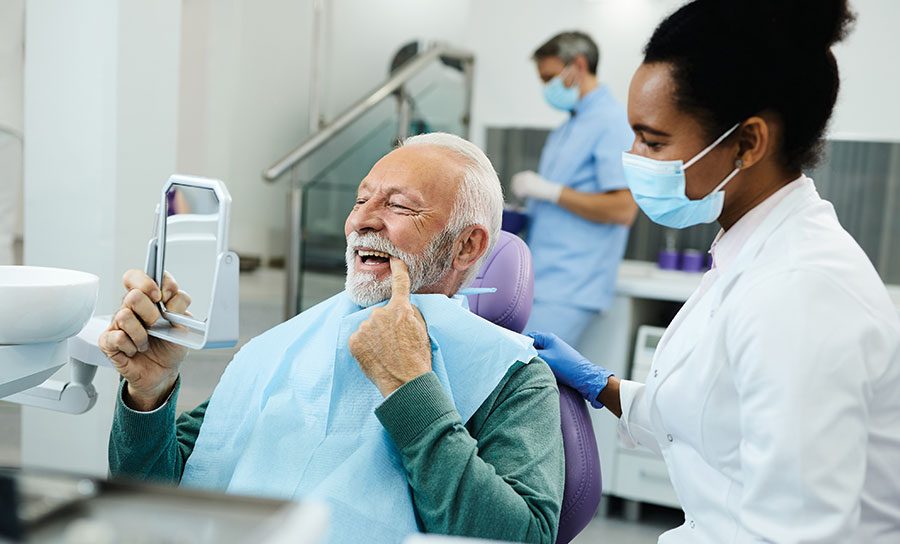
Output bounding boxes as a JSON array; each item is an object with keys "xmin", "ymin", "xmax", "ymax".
[
  {"xmin": 262, "ymin": 44, "xmax": 474, "ymax": 183},
  {"xmin": 275, "ymin": 44, "xmax": 475, "ymax": 318},
  {"xmin": 306, "ymin": 117, "xmax": 396, "ymax": 186}
]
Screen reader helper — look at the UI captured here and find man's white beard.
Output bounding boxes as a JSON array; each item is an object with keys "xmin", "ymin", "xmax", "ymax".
[{"xmin": 345, "ymin": 230, "xmax": 456, "ymax": 307}]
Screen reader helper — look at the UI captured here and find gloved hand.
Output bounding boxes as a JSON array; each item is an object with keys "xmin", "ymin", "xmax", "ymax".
[
  {"xmin": 511, "ymin": 171, "xmax": 563, "ymax": 203},
  {"xmin": 528, "ymin": 331, "xmax": 614, "ymax": 409}
]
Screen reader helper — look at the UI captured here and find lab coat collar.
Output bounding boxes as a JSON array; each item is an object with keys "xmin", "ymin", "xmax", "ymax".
[
  {"xmin": 710, "ymin": 175, "xmax": 808, "ymax": 274},
  {"xmin": 709, "ymin": 176, "xmax": 817, "ymax": 304},
  {"xmin": 648, "ymin": 178, "xmax": 821, "ymax": 400}
]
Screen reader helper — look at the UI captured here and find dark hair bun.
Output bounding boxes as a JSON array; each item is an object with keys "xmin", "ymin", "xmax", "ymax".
[
  {"xmin": 643, "ymin": 0, "xmax": 857, "ymax": 172},
  {"xmin": 781, "ymin": 0, "xmax": 856, "ymax": 50}
]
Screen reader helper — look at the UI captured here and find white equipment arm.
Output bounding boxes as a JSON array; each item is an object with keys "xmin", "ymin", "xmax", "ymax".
[{"xmin": 2, "ymin": 317, "xmax": 112, "ymax": 414}]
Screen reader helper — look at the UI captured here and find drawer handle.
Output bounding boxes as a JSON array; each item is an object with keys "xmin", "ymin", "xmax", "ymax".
[{"xmin": 638, "ymin": 469, "xmax": 671, "ymax": 484}]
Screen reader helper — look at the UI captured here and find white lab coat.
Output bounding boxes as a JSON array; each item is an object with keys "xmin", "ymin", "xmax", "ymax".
[{"xmin": 617, "ymin": 178, "xmax": 900, "ymax": 543}]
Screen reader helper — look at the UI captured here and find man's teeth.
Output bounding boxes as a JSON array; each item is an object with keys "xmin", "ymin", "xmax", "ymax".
[{"xmin": 358, "ymin": 250, "xmax": 390, "ymax": 259}]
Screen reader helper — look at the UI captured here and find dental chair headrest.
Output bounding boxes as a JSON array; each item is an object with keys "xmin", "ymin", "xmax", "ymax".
[{"xmin": 466, "ymin": 231, "xmax": 534, "ymax": 333}]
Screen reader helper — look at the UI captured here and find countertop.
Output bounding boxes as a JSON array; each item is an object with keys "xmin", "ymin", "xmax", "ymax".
[
  {"xmin": 615, "ymin": 260, "xmax": 703, "ymax": 303},
  {"xmin": 617, "ymin": 260, "xmax": 900, "ymax": 316}
]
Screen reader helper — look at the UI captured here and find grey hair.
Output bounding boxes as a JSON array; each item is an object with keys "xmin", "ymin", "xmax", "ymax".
[
  {"xmin": 532, "ymin": 31, "xmax": 600, "ymax": 74},
  {"xmin": 399, "ymin": 132, "xmax": 503, "ymax": 287}
]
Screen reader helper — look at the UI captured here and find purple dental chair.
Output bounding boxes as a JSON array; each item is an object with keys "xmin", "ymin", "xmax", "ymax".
[{"xmin": 467, "ymin": 231, "xmax": 603, "ymax": 544}]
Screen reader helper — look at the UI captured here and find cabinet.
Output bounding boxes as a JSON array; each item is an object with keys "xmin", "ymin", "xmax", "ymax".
[{"xmin": 576, "ymin": 260, "xmax": 703, "ymax": 511}]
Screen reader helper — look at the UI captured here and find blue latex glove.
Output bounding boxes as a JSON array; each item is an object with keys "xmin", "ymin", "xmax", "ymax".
[{"xmin": 528, "ymin": 331, "xmax": 613, "ymax": 409}]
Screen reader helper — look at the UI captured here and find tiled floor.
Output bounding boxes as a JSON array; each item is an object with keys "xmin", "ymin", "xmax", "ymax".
[
  {"xmin": 573, "ymin": 501, "xmax": 682, "ymax": 543},
  {"xmin": 1, "ymin": 265, "xmax": 682, "ymax": 542}
]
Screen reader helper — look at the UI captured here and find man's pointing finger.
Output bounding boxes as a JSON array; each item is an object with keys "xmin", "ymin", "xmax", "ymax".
[{"xmin": 388, "ymin": 257, "xmax": 411, "ymax": 305}]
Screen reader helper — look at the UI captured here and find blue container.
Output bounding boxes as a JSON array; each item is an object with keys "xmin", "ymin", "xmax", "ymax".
[
  {"xmin": 501, "ymin": 208, "xmax": 529, "ymax": 235},
  {"xmin": 658, "ymin": 249, "xmax": 680, "ymax": 270},
  {"xmin": 680, "ymin": 250, "xmax": 706, "ymax": 273}
]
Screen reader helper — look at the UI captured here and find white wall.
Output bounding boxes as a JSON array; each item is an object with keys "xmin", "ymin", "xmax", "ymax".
[
  {"xmin": 831, "ymin": 0, "xmax": 900, "ymax": 142},
  {"xmin": 13, "ymin": 0, "xmax": 895, "ymax": 271},
  {"xmin": 177, "ymin": 0, "xmax": 314, "ymax": 262},
  {"xmin": 22, "ymin": 0, "xmax": 181, "ymax": 476},
  {"xmin": 0, "ymin": 0, "xmax": 24, "ymax": 265},
  {"xmin": 177, "ymin": 0, "xmax": 476, "ymax": 261},
  {"xmin": 322, "ymin": 0, "xmax": 473, "ymax": 122},
  {"xmin": 176, "ymin": 0, "xmax": 899, "ymax": 260},
  {"xmin": 465, "ymin": 0, "xmax": 900, "ymax": 145},
  {"xmin": 463, "ymin": 0, "xmax": 685, "ymax": 148}
]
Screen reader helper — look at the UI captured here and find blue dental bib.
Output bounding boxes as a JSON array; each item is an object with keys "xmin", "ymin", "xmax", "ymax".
[{"xmin": 180, "ymin": 291, "xmax": 536, "ymax": 543}]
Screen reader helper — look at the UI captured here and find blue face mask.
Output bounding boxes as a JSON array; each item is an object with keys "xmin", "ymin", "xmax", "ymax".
[
  {"xmin": 622, "ymin": 123, "xmax": 741, "ymax": 229},
  {"xmin": 543, "ymin": 71, "xmax": 580, "ymax": 112}
]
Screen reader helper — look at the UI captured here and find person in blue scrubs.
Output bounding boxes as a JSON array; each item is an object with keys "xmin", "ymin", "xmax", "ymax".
[{"xmin": 512, "ymin": 31, "xmax": 637, "ymax": 346}]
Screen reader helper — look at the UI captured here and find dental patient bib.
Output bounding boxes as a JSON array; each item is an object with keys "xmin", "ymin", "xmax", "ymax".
[{"xmin": 181, "ymin": 292, "xmax": 536, "ymax": 543}]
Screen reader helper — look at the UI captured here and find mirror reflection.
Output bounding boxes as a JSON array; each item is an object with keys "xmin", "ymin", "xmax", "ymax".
[{"xmin": 162, "ymin": 184, "xmax": 220, "ymax": 322}]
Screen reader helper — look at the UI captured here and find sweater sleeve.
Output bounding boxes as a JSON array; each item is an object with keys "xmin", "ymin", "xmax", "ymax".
[
  {"xmin": 375, "ymin": 359, "xmax": 564, "ymax": 543},
  {"xmin": 108, "ymin": 377, "xmax": 208, "ymax": 483}
]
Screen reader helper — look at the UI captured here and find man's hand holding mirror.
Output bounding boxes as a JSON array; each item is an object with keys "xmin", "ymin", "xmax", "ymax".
[
  {"xmin": 98, "ymin": 174, "xmax": 238, "ymax": 410},
  {"xmin": 99, "ymin": 269, "xmax": 192, "ymax": 411}
]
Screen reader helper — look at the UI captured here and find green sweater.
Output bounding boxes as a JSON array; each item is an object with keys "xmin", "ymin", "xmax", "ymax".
[{"xmin": 109, "ymin": 359, "xmax": 565, "ymax": 543}]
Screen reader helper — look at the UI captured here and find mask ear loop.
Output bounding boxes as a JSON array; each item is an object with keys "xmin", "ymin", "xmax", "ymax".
[
  {"xmin": 560, "ymin": 64, "xmax": 580, "ymax": 89},
  {"xmin": 684, "ymin": 123, "xmax": 741, "ymax": 169},
  {"xmin": 709, "ymin": 159, "xmax": 743, "ymax": 195}
]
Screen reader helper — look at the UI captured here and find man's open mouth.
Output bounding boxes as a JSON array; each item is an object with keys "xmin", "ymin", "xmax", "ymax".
[{"xmin": 357, "ymin": 249, "xmax": 391, "ymax": 266}]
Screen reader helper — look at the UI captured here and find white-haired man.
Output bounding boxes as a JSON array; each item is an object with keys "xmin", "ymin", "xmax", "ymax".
[{"xmin": 102, "ymin": 133, "xmax": 564, "ymax": 543}]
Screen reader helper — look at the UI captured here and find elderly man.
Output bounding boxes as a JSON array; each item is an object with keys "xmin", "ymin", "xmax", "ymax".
[{"xmin": 101, "ymin": 133, "xmax": 564, "ymax": 543}]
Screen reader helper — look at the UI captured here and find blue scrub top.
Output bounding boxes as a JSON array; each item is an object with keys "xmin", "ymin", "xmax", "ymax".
[{"xmin": 526, "ymin": 85, "xmax": 634, "ymax": 311}]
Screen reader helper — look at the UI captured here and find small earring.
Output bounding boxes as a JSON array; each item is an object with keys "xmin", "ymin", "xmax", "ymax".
[{"xmin": 735, "ymin": 159, "xmax": 743, "ymax": 169}]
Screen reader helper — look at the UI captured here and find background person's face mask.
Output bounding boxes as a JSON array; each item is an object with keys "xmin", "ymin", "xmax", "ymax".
[
  {"xmin": 622, "ymin": 123, "xmax": 741, "ymax": 229},
  {"xmin": 543, "ymin": 65, "xmax": 580, "ymax": 112}
]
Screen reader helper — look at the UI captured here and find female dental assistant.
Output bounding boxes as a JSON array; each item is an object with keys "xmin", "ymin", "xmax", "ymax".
[{"xmin": 531, "ymin": 1, "xmax": 900, "ymax": 542}]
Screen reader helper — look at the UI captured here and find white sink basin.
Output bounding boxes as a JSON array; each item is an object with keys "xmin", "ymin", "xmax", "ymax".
[{"xmin": 0, "ymin": 266, "xmax": 99, "ymax": 345}]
